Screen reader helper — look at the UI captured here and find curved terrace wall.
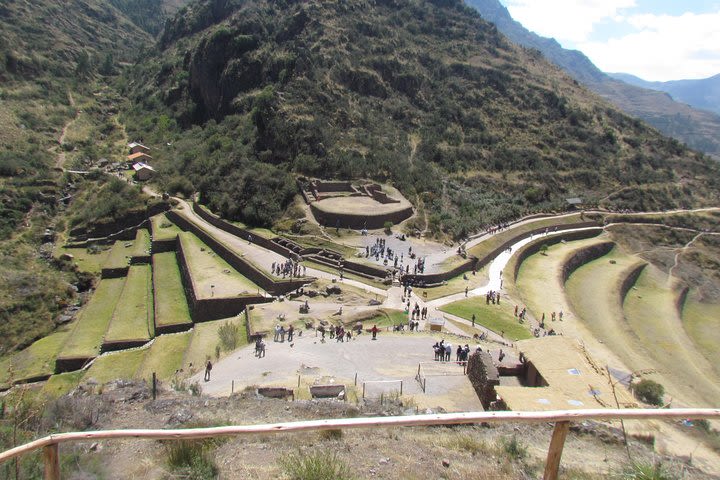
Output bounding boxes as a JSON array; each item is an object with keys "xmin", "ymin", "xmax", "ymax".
[
  {"xmin": 619, "ymin": 263, "xmax": 648, "ymax": 305},
  {"xmin": 560, "ymin": 241, "xmax": 615, "ymax": 283},
  {"xmin": 510, "ymin": 228, "xmax": 605, "ymax": 281},
  {"xmin": 309, "ymin": 203, "xmax": 413, "ymax": 230}
]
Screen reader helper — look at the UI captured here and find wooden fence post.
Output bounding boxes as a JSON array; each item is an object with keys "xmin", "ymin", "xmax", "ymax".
[
  {"xmin": 43, "ymin": 443, "xmax": 60, "ymax": 480},
  {"xmin": 543, "ymin": 421, "xmax": 570, "ymax": 480}
]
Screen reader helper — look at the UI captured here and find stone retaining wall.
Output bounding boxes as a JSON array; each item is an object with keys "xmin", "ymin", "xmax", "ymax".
[
  {"xmin": 560, "ymin": 240, "xmax": 615, "ymax": 283},
  {"xmin": 309, "ymin": 202, "xmax": 414, "ymax": 230},
  {"xmin": 619, "ymin": 263, "xmax": 648, "ymax": 305},
  {"xmin": 466, "ymin": 351, "xmax": 500, "ymax": 410},
  {"xmin": 167, "ymin": 210, "xmax": 311, "ymax": 296}
]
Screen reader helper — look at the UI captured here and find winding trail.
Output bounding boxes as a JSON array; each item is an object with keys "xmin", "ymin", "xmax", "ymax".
[{"xmin": 53, "ymin": 92, "xmax": 78, "ymax": 170}]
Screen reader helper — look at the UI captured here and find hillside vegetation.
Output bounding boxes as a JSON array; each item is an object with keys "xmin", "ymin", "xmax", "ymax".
[
  {"xmin": 466, "ymin": 0, "xmax": 720, "ymax": 160},
  {"xmin": 123, "ymin": 0, "xmax": 720, "ymax": 238}
]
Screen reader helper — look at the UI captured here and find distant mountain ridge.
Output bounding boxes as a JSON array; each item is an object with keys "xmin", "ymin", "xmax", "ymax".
[
  {"xmin": 609, "ymin": 72, "xmax": 720, "ymax": 116},
  {"xmin": 465, "ymin": 0, "xmax": 720, "ymax": 159}
]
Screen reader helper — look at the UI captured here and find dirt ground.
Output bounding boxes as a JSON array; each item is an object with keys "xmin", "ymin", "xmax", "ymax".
[{"xmin": 52, "ymin": 383, "xmax": 718, "ymax": 480}]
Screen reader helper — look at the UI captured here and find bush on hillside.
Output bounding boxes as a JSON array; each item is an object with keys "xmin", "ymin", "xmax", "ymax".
[{"xmin": 633, "ymin": 379, "xmax": 664, "ymax": 406}]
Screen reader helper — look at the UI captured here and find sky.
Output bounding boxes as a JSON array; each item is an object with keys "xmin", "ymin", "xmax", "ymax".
[{"xmin": 498, "ymin": 0, "xmax": 720, "ymax": 82}]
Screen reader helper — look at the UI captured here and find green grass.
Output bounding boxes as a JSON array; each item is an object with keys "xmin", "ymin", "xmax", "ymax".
[
  {"xmin": 104, "ymin": 265, "xmax": 152, "ymax": 343},
  {"xmin": 441, "ymin": 298, "xmax": 532, "ymax": 340},
  {"xmin": 82, "ymin": 348, "xmax": 147, "ymax": 384},
  {"xmin": 179, "ymin": 232, "xmax": 263, "ymax": 297},
  {"xmin": 136, "ymin": 332, "xmax": 192, "ymax": 381},
  {"xmin": 361, "ymin": 308, "xmax": 408, "ymax": 328},
  {"xmin": 131, "ymin": 229, "xmax": 151, "ymax": 257},
  {"xmin": 0, "ymin": 328, "xmax": 72, "ymax": 386},
  {"xmin": 54, "ymin": 246, "xmax": 109, "ymax": 274},
  {"xmin": 420, "ymin": 267, "xmax": 490, "ymax": 301},
  {"xmin": 467, "ymin": 213, "xmax": 586, "ymax": 260},
  {"xmin": 153, "ymin": 252, "xmax": 193, "ymax": 328},
  {"xmin": 41, "ymin": 371, "xmax": 84, "ymax": 399},
  {"xmin": 682, "ymin": 291, "xmax": 720, "ymax": 370},
  {"xmin": 58, "ymin": 277, "xmax": 126, "ymax": 359},
  {"xmin": 103, "ymin": 240, "xmax": 132, "ymax": 270},
  {"xmin": 151, "ymin": 213, "xmax": 182, "ymax": 241},
  {"xmin": 183, "ymin": 316, "xmax": 248, "ymax": 375}
]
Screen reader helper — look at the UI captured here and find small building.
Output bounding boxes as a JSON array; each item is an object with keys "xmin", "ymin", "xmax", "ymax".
[
  {"xmin": 128, "ymin": 142, "xmax": 150, "ymax": 155},
  {"xmin": 428, "ymin": 317, "xmax": 445, "ymax": 332},
  {"xmin": 494, "ymin": 336, "xmax": 636, "ymax": 411},
  {"xmin": 132, "ymin": 162, "xmax": 156, "ymax": 181},
  {"xmin": 566, "ymin": 197, "xmax": 583, "ymax": 209},
  {"xmin": 127, "ymin": 152, "xmax": 152, "ymax": 165}
]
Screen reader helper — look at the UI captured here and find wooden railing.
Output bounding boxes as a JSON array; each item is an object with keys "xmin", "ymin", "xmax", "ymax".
[{"xmin": 2, "ymin": 408, "xmax": 719, "ymax": 480}]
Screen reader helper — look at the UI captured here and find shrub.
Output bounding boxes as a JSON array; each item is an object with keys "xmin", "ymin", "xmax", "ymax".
[
  {"xmin": 280, "ymin": 451, "xmax": 354, "ymax": 480},
  {"xmin": 383, "ymin": 221, "xmax": 393, "ymax": 234},
  {"xmin": 623, "ymin": 461, "xmax": 675, "ymax": 480},
  {"xmin": 217, "ymin": 321, "xmax": 241, "ymax": 351},
  {"xmin": 501, "ymin": 435, "xmax": 527, "ymax": 461},
  {"xmin": 634, "ymin": 379, "xmax": 664, "ymax": 406},
  {"xmin": 165, "ymin": 440, "xmax": 218, "ymax": 480}
]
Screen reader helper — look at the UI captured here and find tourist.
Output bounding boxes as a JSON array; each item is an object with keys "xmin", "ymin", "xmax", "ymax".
[
  {"xmin": 288, "ymin": 325, "xmax": 294, "ymax": 342},
  {"xmin": 444, "ymin": 342, "xmax": 452, "ymax": 361},
  {"xmin": 471, "ymin": 313, "xmax": 476, "ymax": 327},
  {"xmin": 465, "ymin": 286, "xmax": 468, "ymax": 297},
  {"xmin": 274, "ymin": 324, "xmax": 280, "ymax": 342},
  {"xmin": 279, "ymin": 326, "xmax": 286, "ymax": 343},
  {"xmin": 456, "ymin": 345, "xmax": 463, "ymax": 362},
  {"xmin": 371, "ymin": 324, "xmax": 379, "ymax": 340},
  {"xmin": 204, "ymin": 360, "xmax": 212, "ymax": 382}
]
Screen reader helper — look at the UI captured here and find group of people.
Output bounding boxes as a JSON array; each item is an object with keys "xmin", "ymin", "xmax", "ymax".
[
  {"xmin": 432, "ymin": 340, "xmax": 472, "ymax": 362},
  {"xmin": 486, "ymin": 290, "xmax": 501, "ymax": 305},
  {"xmin": 271, "ymin": 259, "xmax": 305, "ymax": 278},
  {"xmin": 514, "ymin": 305, "xmax": 528, "ymax": 322},
  {"xmin": 273, "ymin": 324, "xmax": 295, "ymax": 343},
  {"xmin": 410, "ymin": 303, "xmax": 428, "ymax": 320}
]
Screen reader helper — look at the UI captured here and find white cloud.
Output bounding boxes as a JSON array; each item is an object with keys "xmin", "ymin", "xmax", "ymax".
[
  {"xmin": 504, "ymin": 0, "xmax": 636, "ymax": 43},
  {"xmin": 578, "ymin": 11, "xmax": 720, "ymax": 80}
]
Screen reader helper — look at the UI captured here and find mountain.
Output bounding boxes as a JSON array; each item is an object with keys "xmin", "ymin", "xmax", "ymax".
[
  {"xmin": 609, "ymin": 72, "xmax": 720, "ymax": 116},
  {"xmin": 465, "ymin": 0, "xmax": 720, "ymax": 159},
  {"xmin": 123, "ymin": 0, "xmax": 719, "ymax": 239}
]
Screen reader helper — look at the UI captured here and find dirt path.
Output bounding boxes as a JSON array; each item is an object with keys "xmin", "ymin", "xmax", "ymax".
[
  {"xmin": 667, "ymin": 231, "xmax": 704, "ymax": 285},
  {"xmin": 53, "ymin": 92, "xmax": 78, "ymax": 169}
]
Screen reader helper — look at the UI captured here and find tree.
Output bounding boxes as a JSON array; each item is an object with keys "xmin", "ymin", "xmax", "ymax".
[
  {"xmin": 75, "ymin": 51, "xmax": 92, "ymax": 78},
  {"xmin": 99, "ymin": 52, "xmax": 114, "ymax": 75}
]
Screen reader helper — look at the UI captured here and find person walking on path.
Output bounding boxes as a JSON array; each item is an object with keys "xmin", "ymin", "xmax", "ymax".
[
  {"xmin": 471, "ymin": 313, "xmax": 476, "ymax": 327},
  {"xmin": 204, "ymin": 360, "xmax": 212, "ymax": 382},
  {"xmin": 371, "ymin": 324, "xmax": 379, "ymax": 340},
  {"xmin": 287, "ymin": 325, "xmax": 294, "ymax": 342}
]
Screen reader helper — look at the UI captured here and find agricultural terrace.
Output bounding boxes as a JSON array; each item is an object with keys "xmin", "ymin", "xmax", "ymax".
[
  {"xmin": 130, "ymin": 228, "xmax": 151, "ymax": 257},
  {"xmin": 440, "ymin": 298, "xmax": 532, "ymax": 341},
  {"xmin": 0, "ymin": 328, "xmax": 71, "ymax": 387},
  {"xmin": 623, "ymin": 266, "xmax": 720, "ymax": 407},
  {"xmin": 136, "ymin": 332, "xmax": 192, "ymax": 382},
  {"xmin": 565, "ymin": 247, "xmax": 652, "ymax": 373},
  {"xmin": 150, "ymin": 213, "xmax": 182, "ymax": 241},
  {"xmin": 682, "ymin": 290, "xmax": 720, "ymax": 372},
  {"xmin": 152, "ymin": 252, "xmax": 192, "ymax": 330},
  {"xmin": 182, "ymin": 316, "xmax": 249, "ymax": 376},
  {"xmin": 179, "ymin": 232, "xmax": 263, "ymax": 298},
  {"xmin": 58, "ymin": 277, "xmax": 126, "ymax": 359},
  {"xmin": 103, "ymin": 240, "xmax": 132, "ymax": 270},
  {"xmin": 82, "ymin": 348, "xmax": 147, "ymax": 384},
  {"xmin": 466, "ymin": 212, "xmax": 592, "ymax": 260},
  {"xmin": 103, "ymin": 265, "xmax": 153, "ymax": 344},
  {"xmin": 54, "ymin": 246, "xmax": 109, "ymax": 274}
]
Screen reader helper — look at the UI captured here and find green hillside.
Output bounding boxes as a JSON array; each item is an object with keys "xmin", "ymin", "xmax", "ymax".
[{"xmin": 122, "ymin": 0, "xmax": 720, "ymax": 238}]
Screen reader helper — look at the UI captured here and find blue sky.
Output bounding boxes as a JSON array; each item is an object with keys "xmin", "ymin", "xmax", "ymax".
[{"xmin": 499, "ymin": 0, "xmax": 720, "ymax": 81}]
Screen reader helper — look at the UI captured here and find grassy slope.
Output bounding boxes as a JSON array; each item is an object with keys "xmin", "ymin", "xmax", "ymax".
[
  {"xmin": 41, "ymin": 371, "xmax": 84, "ymax": 399},
  {"xmin": 179, "ymin": 232, "xmax": 262, "ymax": 297},
  {"xmin": 136, "ymin": 332, "xmax": 192, "ymax": 381},
  {"xmin": 0, "ymin": 328, "xmax": 72, "ymax": 386},
  {"xmin": 153, "ymin": 252, "xmax": 192, "ymax": 328},
  {"xmin": 104, "ymin": 264, "xmax": 152, "ymax": 343},
  {"xmin": 624, "ymin": 267, "xmax": 720, "ymax": 407},
  {"xmin": 103, "ymin": 240, "xmax": 132, "ymax": 270},
  {"xmin": 82, "ymin": 348, "xmax": 147, "ymax": 384},
  {"xmin": 54, "ymin": 246, "xmax": 110, "ymax": 274},
  {"xmin": 467, "ymin": 214, "xmax": 585, "ymax": 259},
  {"xmin": 58, "ymin": 277, "xmax": 126, "ymax": 359},
  {"xmin": 682, "ymin": 290, "xmax": 720, "ymax": 373},
  {"xmin": 131, "ymin": 229, "xmax": 151, "ymax": 257},
  {"xmin": 564, "ymin": 248, "xmax": 654, "ymax": 371},
  {"xmin": 183, "ymin": 316, "xmax": 249, "ymax": 375},
  {"xmin": 150, "ymin": 213, "xmax": 182, "ymax": 241},
  {"xmin": 441, "ymin": 298, "xmax": 531, "ymax": 340}
]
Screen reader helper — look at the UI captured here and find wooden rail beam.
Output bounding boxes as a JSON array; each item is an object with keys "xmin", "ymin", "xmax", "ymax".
[{"xmin": 1, "ymin": 408, "xmax": 718, "ymax": 470}]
